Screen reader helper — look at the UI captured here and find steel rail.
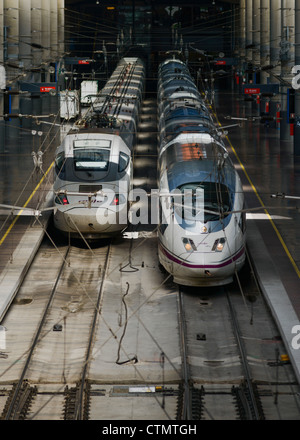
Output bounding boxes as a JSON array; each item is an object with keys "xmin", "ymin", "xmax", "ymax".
[
  {"xmin": 226, "ymin": 290, "xmax": 261, "ymax": 420},
  {"xmin": 4, "ymin": 245, "xmax": 71, "ymax": 420},
  {"xmin": 74, "ymin": 242, "xmax": 111, "ymax": 420},
  {"xmin": 177, "ymin": 288, "xmax": 192, "ymax": 420}
]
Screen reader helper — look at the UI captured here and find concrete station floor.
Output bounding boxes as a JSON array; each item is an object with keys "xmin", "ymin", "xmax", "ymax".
[
  {"xmin": 0, "ymin": 72, "xmax": 300, "ymax": 383},
  {"xmin": 213, "ymin": 76, "xmax": 300, "ymax": 381},
  {"xmin": 214, "ymin": 79, "xmax": 300, "ymax": 313}
]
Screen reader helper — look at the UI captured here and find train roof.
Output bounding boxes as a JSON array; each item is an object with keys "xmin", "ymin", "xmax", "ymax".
[
  {"xmin": 161, "ymin": 139, "xmax": 236, "ymax": 193},
  {"xmin": 166, "ymin": 159, "xmax": 236, "ymax": 193},
  {"xmin": 159, "ymin": 132, "xmax": 225, "ymax": 157},
  {"xmin": 165, "ymin": 106, "xmax": 211, "ymax": 120}
]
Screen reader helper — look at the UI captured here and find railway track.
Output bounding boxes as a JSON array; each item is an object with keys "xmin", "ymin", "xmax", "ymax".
[
  {"xmin": 1, "ymin": 237, "xmax": 299, "ymax": 420},
  {"xmin": 226, "ymin": 289, "xmax": 264, "ymax": 420},
  {"xmin": 176, "ymin": 254, "xmax": 300, "ymax": 420},
  {"xmin": 0, "ymin": 90, "xmax": 299, "ymax": 420},
  {"xmin": 2, "ymin": 244, "xmax": 70, "ymax": 420},
  {"xmin": 71, "ymin": 241, "xmax": 111, "ymax": 421},
  {"xmin": 0, "ymin": 237, "xmax": 111, "ymax": 420}
]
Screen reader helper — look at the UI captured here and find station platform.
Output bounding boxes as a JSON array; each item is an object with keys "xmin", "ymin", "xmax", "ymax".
[
  {"xmin": 0, "ymin": 78, "xmax": 300, "ymax": 384},
  {"xmin": 0, "ymin": 104, "xmax": 61, "ymax": 320},
  {"xmin": 215, "ymin": 80, "xmax": 300, "ymax": 382}
]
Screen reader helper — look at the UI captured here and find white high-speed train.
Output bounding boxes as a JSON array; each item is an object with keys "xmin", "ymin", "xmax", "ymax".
[
  {"xmin": 157, "ymin": 58, "xmax": 246, "ymax": 286},
  {"xmin": 53, "ymin": 57, "xmax": 145, "ymax": 239}
]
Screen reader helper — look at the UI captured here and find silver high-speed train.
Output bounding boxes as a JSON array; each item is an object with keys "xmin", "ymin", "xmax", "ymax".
[
  {"xmin": 53, "ymin": 57, "xmax": 145, "ymax": 239},
  {"xmin": 157, "ymin": 58, "xmax": 246, "ymax": 286}
]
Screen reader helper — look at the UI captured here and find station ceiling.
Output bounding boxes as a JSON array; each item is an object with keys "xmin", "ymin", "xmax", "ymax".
[
  {"xmin": 64, "ymin": 0, "xmax": 239, "ymax": 58},
  {"xmin": 66, "ymin": 1, "xmax": 239, "ymax": 5}
]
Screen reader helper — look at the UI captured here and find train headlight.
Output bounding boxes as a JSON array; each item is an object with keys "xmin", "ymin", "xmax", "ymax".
[
  {"xmin": 185, "ymin": 243, "xmax": 192, "ymax": 251},
  {"xmin": 182, "ymin": 237, "xmax": 197, "ymax": 252},
  {"xmin": 55, "ymin": 193, "xmax": 69, "ymax": 205},
  {"xmin": 212, "ymin": 238, "xmax": 226, "ymax": 252}
]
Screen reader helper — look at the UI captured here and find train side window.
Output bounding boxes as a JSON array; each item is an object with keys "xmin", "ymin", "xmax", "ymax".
[
  {"xmin": 159, "ymin": 198, "xmax": 168, "ymax": 235},
  {"xmin": 239, "ymin": 211, "xmax": 246, "ymax": 233},
  {"xmin": 55, "ymin": 152, "xmax": 65, "ymax": 174},
  {"xmin": 118, "ymin": 152, "xmax": 130, "ymax": 172}
]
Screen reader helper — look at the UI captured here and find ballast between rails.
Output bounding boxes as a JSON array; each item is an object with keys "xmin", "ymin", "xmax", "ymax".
[
  {"xmin": 157, "ymin": 57, "xmax": 246, "ymax": 287},
  {"xmin": 53, "ymin": 57, "xmax": 145, "ymax": 239}
]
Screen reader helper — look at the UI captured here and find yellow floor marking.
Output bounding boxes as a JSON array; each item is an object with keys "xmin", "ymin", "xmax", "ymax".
[
  {"xmin": 210, "ymin": 104, "xmax": 300, "ymax": 279},
  {"xmin": 0, "ymin": 161, "xmax": 54, "ymax": 246}
]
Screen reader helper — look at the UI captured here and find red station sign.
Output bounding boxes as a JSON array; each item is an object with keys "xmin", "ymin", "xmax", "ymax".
[
  {"xmin": 40, "ymin": 86, "xmax": 56, "ymax": 93},
  {"xmin": 244, "ymin": 88, "xmax": 261, "ymax": 95}
]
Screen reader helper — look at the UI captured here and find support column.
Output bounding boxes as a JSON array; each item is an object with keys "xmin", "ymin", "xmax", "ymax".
[
  {"xmin": 260, "ymin": 0, "xmax": 270, "ymax": 84},
  {"xmin": 239, "ymin": 0, "xmax": 246, "ymax": 86},
  {"xmin": 280, "ymin": 0, "xmax": 295, "ymax": 140},
  {"xmin": 42, "ymin": 0, "xmax": 51, "ymax": 81},
  {"xmin": 50, "ymin": 0, "xmax": 58, "ymax": 63},
  {"xmin": 57, "ymin": 0, "xmax": 65, "ymax": 92},
  {"xmin": 252, "ymin": 0, "xmax": 261, "ymax": 83},
  {"xmin": 19, "ymin": 0, "xmax": 32, "ymax": 130},
  {"xmin": 4, "ymin": 0, "xmax": 20, "ymax": 138},
  {"xmin": 270, "ymin": 0, "xmax": 282, "ymax": 75},
  {"xmin": 58, "ymin": 0, "xmax": 65, "ymax": 58},
  {"xmin": 240, "ymin": 0, "xmax": 246, "ymax": 58},
  {"xmin": 269, "ymin": 0, "xmax": 282, "ymax": 129},
  {"xmin": 0, "ymin": 0, "xmax": 4, "ymax": 150},
  {"xmin": 246, "ymin": 0, "xmax": 253, "ymax": 81},
  {"xmin": 19, "ymin": 0, "xmax": 31, "ymax": 71},
  {"xmin": 31, "ymin": 0, "xmax": 42, "ymax": 83},
  {"xmin": 4, "ymin": 0, "xmax": 19, "ymax": 64},
  {"xmin": 294, "ymin": 0, "xmax": 300, "ymax": 155}
]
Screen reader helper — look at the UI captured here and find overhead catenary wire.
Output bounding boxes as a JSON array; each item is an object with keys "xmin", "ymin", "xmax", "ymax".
[
  {"xmin": 0, "ymin": 216, "xmax": 179, "ymax": 420},
  {"xmin": 1, "ymin": 6, "xmax": 298, "ymax": 420},
  {"xmin": 0, "ymin": 55, "xmax": 179, "ymax": 421}
]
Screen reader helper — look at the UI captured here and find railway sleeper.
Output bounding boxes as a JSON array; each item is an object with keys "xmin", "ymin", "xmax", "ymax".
[
  {"xmin": 83, "ymin": 382, "xmax": 91, "ymax": 420},
  {"xmin": 175, "ymin": 383, "xmax": 184, "ymax": 420},
  {"xmin": 250, "ymin": 382, "xmax": 265, "ymax": 420},
  {"xmin": 191, "ymin": 386, "xmax": 205, "ymax": 420},
  {"xmin": 240, "ymin": 381, "xmax": 265, "ymax": 420},
  {"xmin": 63, "ymin": 382, "xmax": 90, "ymax": 420},
  {"xmin": 232, "ymin": 382, "xmax": 265, "ymax": 420},
  {"xmin": 1, "ymin": 381, "xmax": 37, "ymax": 420},
  {"xmin": 63, "ymin": 385, "xmax": 78, "ymax": 420},
  {"xmin": 232, "ymin": 385, "xmax": 248, "ymax": 419},
  {"xmin": 176, "ymin": 383, "xmax": 205, "ymax": 420}
]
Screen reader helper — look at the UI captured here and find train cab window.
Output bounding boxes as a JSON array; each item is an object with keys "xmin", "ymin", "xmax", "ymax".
[
  {"xmin": 74, "ymin": 148, "xmax": 110, "ymax": 171},
  {"xmin": 175, "ymin": 182, "xmax": 232, "ymax": 223},
  {"xmin": 73, "ymin": 139, "xmax": 111, "ymax": 171},
  {"xmin": 118, "ymin": 152, "xmax": 130, "ymax": 172}
]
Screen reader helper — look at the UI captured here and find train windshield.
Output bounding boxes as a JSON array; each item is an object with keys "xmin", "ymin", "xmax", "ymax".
[
  {"xmin": 73, "ymin": 139, "xmax": 111, "ymax": 171},
  {"xmin": 174, "ymin": 182, "xmax": 232, "ymax": 223}
]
